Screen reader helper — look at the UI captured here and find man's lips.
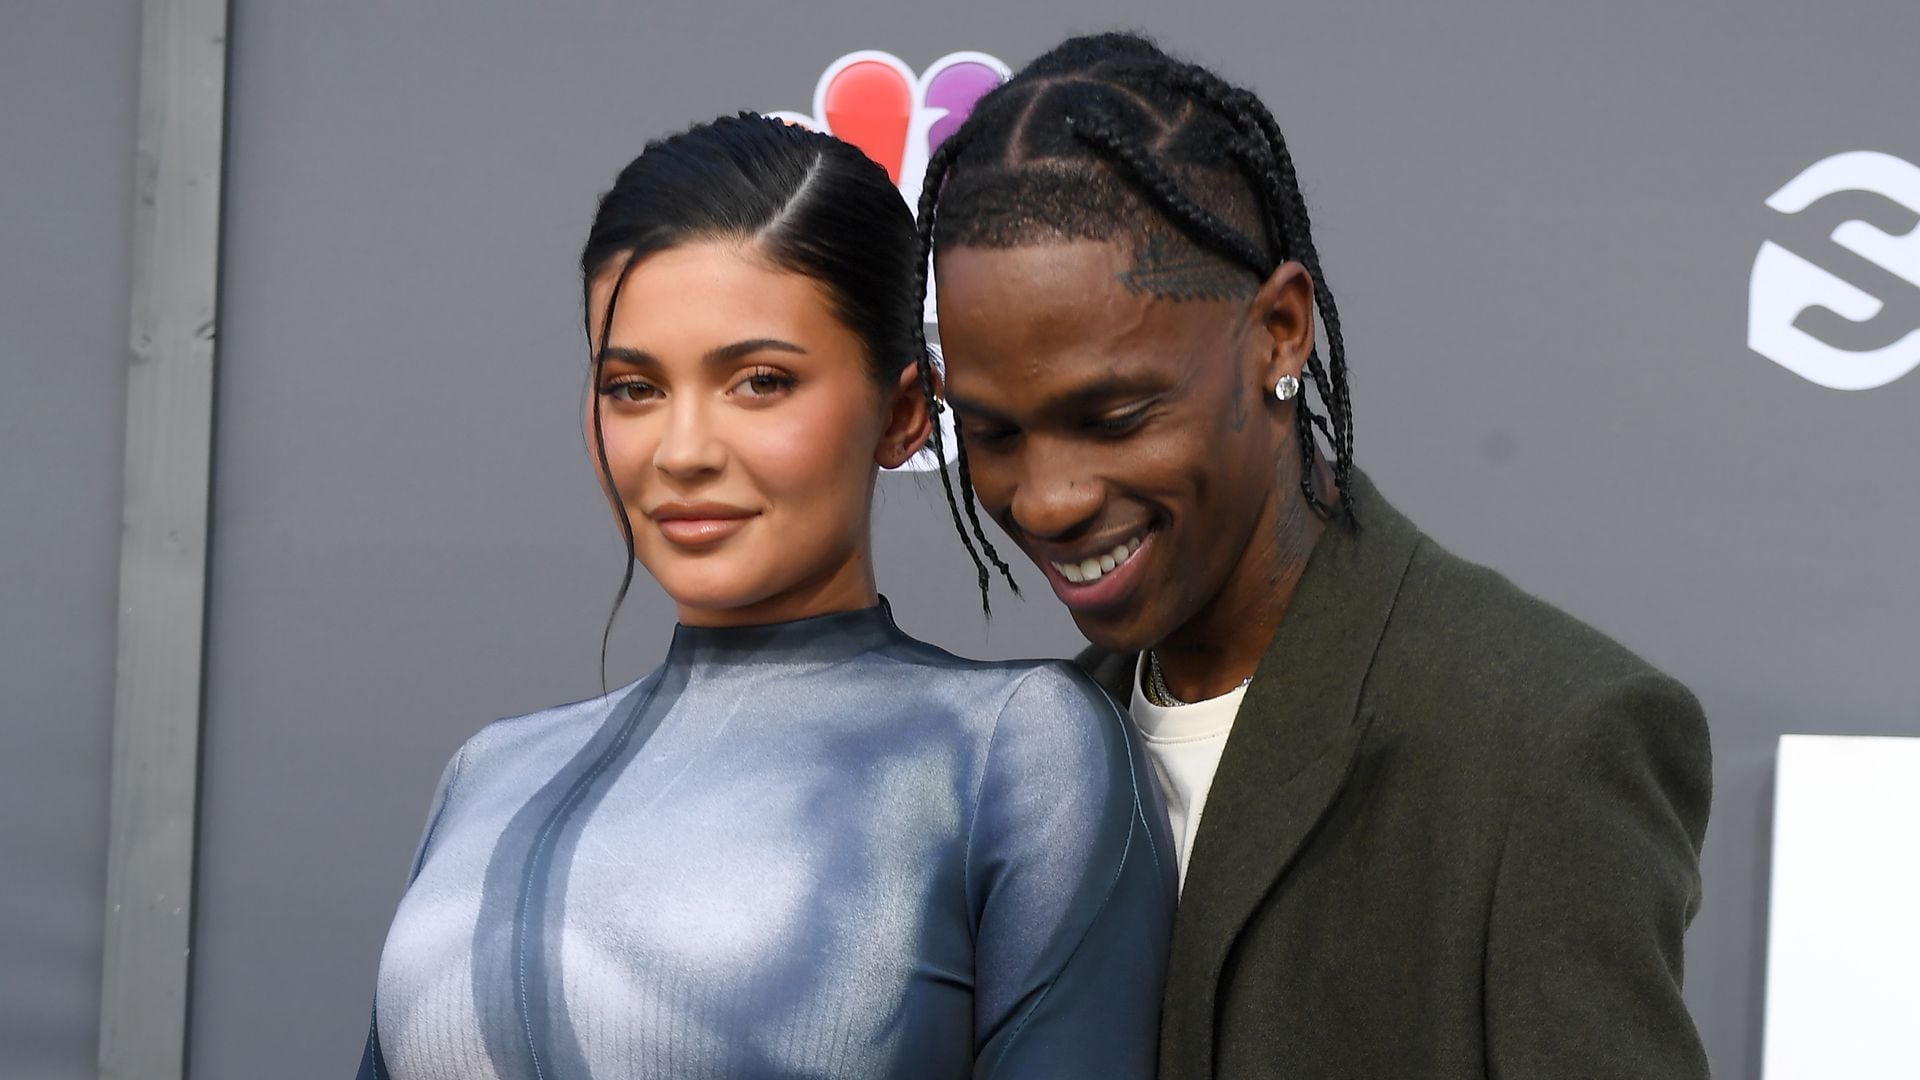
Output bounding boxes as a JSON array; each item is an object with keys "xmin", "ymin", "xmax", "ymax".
[{"xmin": 1034, "ymin": 528, "xmax": 1156, "ymax": 614}]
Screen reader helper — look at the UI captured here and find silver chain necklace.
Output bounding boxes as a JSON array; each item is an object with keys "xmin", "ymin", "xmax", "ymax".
[{"xmin": 1145, "ymin": 650, "xmax": 1254, "ymax": 708}]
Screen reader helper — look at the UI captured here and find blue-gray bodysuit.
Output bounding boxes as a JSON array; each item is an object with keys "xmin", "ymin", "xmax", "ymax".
[{"xmin": 364, "ymin": 602, "xmax": 1176, "ymax": 1079}]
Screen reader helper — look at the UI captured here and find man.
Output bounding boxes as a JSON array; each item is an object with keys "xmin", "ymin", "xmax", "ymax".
[{"xmin": 913, "ymin": 32, "xmax": 1712, "ymax": 1079}]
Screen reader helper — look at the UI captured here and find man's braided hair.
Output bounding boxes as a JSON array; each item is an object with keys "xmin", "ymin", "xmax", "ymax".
[{"xmin": 911, "ymin": 33, "xmax": 1356, "ymax": 611}]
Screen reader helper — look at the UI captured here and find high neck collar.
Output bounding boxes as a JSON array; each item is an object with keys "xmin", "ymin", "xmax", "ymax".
[{"xmin": 664, "ymin": 597, "xmax": 906, "ymax": 668}]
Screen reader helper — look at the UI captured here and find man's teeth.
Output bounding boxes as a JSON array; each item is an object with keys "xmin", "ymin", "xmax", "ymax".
[{"xmin": 1054, "ymin": 535, "xmax": 1145, "ymax": 585}]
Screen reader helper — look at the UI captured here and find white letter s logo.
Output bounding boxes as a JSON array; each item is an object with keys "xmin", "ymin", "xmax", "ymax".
[{"xmin": 1748, "ymin": 151, "xmax": 1920, "ymax": 391}]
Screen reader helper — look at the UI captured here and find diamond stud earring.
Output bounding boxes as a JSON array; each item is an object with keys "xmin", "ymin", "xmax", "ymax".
[{"xmin": 1273, "ymin": 374, "xmax": 1301, "ymax": 402}]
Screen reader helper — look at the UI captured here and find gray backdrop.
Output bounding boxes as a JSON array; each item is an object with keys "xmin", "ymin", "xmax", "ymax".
[
  {"xmin": 1, "ymin": 4, "xmax": 137, "ymax": 1079},
  {"xmin": 6, "ymin": 2, "xmax": 1919, "ymax": 1078}
]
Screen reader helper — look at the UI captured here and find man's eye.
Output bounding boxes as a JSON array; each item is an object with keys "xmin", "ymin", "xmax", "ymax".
[
  {"xmin": 1089, "ymin": 407, "xmax": 1150, "ymax": 436},
  {"xmin": 960, "ymin": 423, "xmax": 1017, "ymax": 449}
]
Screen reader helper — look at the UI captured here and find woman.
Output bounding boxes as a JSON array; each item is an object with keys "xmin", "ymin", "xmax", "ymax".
[{"xmin": 354, "ymin": 114, "xmax": 1175, "ymax": 1079}]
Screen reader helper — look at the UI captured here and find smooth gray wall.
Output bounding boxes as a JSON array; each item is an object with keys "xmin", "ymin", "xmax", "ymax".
[
  {"xmin": 0, "ymin": 4, "xmax": 139, "ymax": 1080},
  {"xmin": 28, "ymin": 1, "xmax": 1907, "ymax": 1079}
]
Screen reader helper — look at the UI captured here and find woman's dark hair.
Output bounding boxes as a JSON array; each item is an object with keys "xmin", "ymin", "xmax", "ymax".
[
  {"xmin": 914, "ymin": 32, "xmax": 1358, "ymax": 606},
  {"xmin": 579, "ymin": 112, "xmax": 996, "ymax": 666}
]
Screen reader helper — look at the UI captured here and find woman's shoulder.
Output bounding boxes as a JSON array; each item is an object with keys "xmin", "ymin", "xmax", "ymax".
[
  {"xmin": 964, "ymin": 659, "xmax": 1142, "ymax": 793},
  {"xmin": 959, "ymin": 657, "xmax": 1174, "ymax": 904},
  {"xmin": 872, "ymin": 638, "xmax": 1138, "ymax": 777},
  {"xmin": 989, "ymin": 658, "xmax": 1128, "ymax": 726},
  {"xmin": 885, "ymin": 633, "xmax": 1111, "ymax": 695},
  {"xmin": 885, "ymin": 643, "xmax": 1127, "ymax": 731},
  {"xmin": 450, "ymin": 675, "xmax": 653, "ymax": 770}
]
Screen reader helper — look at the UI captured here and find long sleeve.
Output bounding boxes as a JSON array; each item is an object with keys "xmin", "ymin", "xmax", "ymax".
[
  {"xmin": 355, "ymin": 745, "xmax": 468, "ymax": 1080},
  {"xmin": 358, "ymin": 609, "xmax": 1172, "ymax": 1079},
  {"xmin": 1483, "ymin": 671, "xmax": 1713, "ymax": 1079},
  {"xmin": 965, "ymin": 664, "xmax": 1178, "ymax": 1079}
]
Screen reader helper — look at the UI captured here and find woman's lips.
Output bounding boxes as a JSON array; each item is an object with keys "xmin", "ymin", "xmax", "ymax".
[
  {"xmin": 654, "ymin": 515, "xmax": 755, "ymax": 545},
  {"xmin": 648, "ymin": 504, "xmax": 759, "ymax": 547}
]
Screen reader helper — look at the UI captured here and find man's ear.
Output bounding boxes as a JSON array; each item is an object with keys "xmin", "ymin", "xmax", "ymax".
[
  {"xmin": 876, "ymin": 360, "xmax": 935, "ymax": 469},
  {"xmin": 1254, "ymin": 260, "xmax": 1316, "ymax": 391}
]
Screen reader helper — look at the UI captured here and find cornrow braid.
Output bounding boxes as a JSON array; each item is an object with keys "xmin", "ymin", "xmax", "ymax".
[
  {"xmin": 588, "ymin": 248, "xmax": 645, "ymax": 693},
  {"xmin": 1193, "ymin": 120, "xmax": 1345, "ymax": 515},
  {"xmin": 1161, "ymin": 65, "xmax": 1355, "ymax": 500},
  {"xmin": 918, "ymin": 32, "xmax": 1359, "ymax": 559},
  {"xmin": 1067, "ymin": 103, "xmax": 1339, "ymax": 518},
  {"xmin": 1062, "ymin": 109, "xmax": 1269, "ymax": 276},
  {"xmin": 911, "ymin": 130, "xmax": 1021, "ymax": 615}
]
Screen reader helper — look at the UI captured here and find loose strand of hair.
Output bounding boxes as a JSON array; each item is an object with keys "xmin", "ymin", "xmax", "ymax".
[
  {"xmin": 1293, "ymin": 397, "xmax": 1329, "ymax": 516},
  {"xmin": 589, "ymin": 249, "xmax": 644, "ymax": 695},
  {"xmin": 912, "ymin": 134, "xmax": 1006, "ymax": 616},
  {"xmin": 952, "ymin": 440, "xmax": 1020, "ymax": 595},
  {"xmin": 914, "ymin": 350, "xmax": 994, "ymax": 615}
]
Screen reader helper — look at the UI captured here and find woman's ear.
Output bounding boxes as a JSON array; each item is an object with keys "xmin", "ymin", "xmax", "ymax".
[{"xmin": 875, "ymin": 360, "xmax": 935, "ymax": 469}]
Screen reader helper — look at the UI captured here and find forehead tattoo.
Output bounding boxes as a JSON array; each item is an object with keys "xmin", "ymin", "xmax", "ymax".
[{"xmin": 1116, "ymin": 232, "xmax": 1260, "ymax": 303}]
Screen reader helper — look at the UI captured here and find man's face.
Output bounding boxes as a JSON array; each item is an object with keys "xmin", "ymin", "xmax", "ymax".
[{"xmin": 936, "ymin": 239, "xmax": 1287, "ymax": 653}]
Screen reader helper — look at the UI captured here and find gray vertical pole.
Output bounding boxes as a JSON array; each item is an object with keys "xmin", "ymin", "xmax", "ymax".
[{"xmin": 98, "ymin": 0, "xmax": 229, "ymax": 1077}]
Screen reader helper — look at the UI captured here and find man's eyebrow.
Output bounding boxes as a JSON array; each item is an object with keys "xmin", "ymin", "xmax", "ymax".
[
  {"xmin": 1046, "ymin": 375, "xmax": 1165, "ymax": 411},
  {"xmin": 947, "ymin": 374, "xmax": 1167, "ymax": 424},
  {"xmin": 943, "ymin": 394, "xmax": 1010, "ymax": 422},
  {"xmin": 598, "ymin": 339, "xmax": 807, "ymax": 368}
]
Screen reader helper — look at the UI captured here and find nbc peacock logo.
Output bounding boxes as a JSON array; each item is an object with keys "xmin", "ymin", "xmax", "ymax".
[
  {"xmin": 770, "ymin": 50, "xmax": 1010, "ymax": 471},
  {"xmin": 768, "ymin": 50, "xmax": 1010, "ymax": 213}
]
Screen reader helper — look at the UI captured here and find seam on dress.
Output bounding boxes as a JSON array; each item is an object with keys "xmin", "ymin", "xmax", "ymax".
[
  {"xmin": 961, "ymin": 671, "xmax": 1026, "ymax": 939},
  {"xmin": 517, "ymin": 676, "xmax": 666, "ymax": 1080},
  {"xmin": 989, "ymin": 675, "xmax": 1155, "ymax": 1072}
]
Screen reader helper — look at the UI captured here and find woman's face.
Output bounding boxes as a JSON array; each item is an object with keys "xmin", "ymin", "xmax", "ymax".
[{"xmin": 586, "ymin": 241, "xmax": 927, "ymax": 627}]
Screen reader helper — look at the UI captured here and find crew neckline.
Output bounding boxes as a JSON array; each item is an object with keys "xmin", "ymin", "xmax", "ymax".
[
  {"xmin": 666, "ymin": 597, "xmax": 905, "ymax": 666},
  {"xmin": 1128, "ymin": 653, "xmax": 1247, "ymax": 741}
]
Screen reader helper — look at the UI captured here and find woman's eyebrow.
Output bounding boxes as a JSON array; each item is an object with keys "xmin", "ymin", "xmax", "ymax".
[
  {"xmin": 598, "ymin": 346, "xmax": 654, "ymax": 367},
  {"xmin": 598, "ymin": 339, "xmax": 807, "ymax": 369},
  {"xmin": 705, "ymin": 339, "xmax": 807, "ymax": 368}
]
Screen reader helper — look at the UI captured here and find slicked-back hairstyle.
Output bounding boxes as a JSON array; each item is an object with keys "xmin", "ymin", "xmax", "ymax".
[
  {"xmin": 915, "ymin": 33, "xmax": 1357, "ymax": 604},
  {"xmin": 580, "ymin": 113, "xmax": 996, "ymax": 669}
]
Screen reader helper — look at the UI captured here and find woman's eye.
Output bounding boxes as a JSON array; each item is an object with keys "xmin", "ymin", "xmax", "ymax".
[
  {"xmin": 600, "ymin": 379, "xmax": 658, "ymax": 403},
  {"xmin": 733, "ymin": 369, "xmax": 796, "ymax": 399}
]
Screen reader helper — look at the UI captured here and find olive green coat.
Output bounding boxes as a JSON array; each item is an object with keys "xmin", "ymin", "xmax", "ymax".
[{"xmin": 1078, "ymin": 471, "xmax": 1712, "ymax": 1079}]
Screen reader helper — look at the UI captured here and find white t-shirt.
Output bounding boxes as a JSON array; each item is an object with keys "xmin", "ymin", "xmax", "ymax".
[{"xmin": 1128, "ymin": 654, "xmax": 1247, "ymax": 893}]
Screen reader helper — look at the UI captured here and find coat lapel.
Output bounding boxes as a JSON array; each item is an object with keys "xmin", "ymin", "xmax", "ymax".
[{"xmin": 1083, "ymin": 470, "xmax": 1422, "ymax": 1078}]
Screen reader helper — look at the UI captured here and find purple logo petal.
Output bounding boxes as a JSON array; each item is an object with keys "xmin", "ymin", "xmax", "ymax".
[{"xmin": 923, "ymin": 61, "xmax": 1004, "ymax": 152}]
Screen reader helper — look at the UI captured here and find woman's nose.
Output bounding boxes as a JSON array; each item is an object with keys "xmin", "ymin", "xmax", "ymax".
[{"xmin": 653, "ymin": 398, "xmax": 725, "ymax": 480}]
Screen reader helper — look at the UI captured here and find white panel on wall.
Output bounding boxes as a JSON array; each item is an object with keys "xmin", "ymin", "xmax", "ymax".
[{"xmin": 1763, "ymin": 734, "xmax": 1920, "ymax": 1080}]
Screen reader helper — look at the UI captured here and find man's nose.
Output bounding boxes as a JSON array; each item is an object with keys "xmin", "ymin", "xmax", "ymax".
[{"xmin": 1007, "ymin": 439, "xmax": 1104, "ymax": 543}]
